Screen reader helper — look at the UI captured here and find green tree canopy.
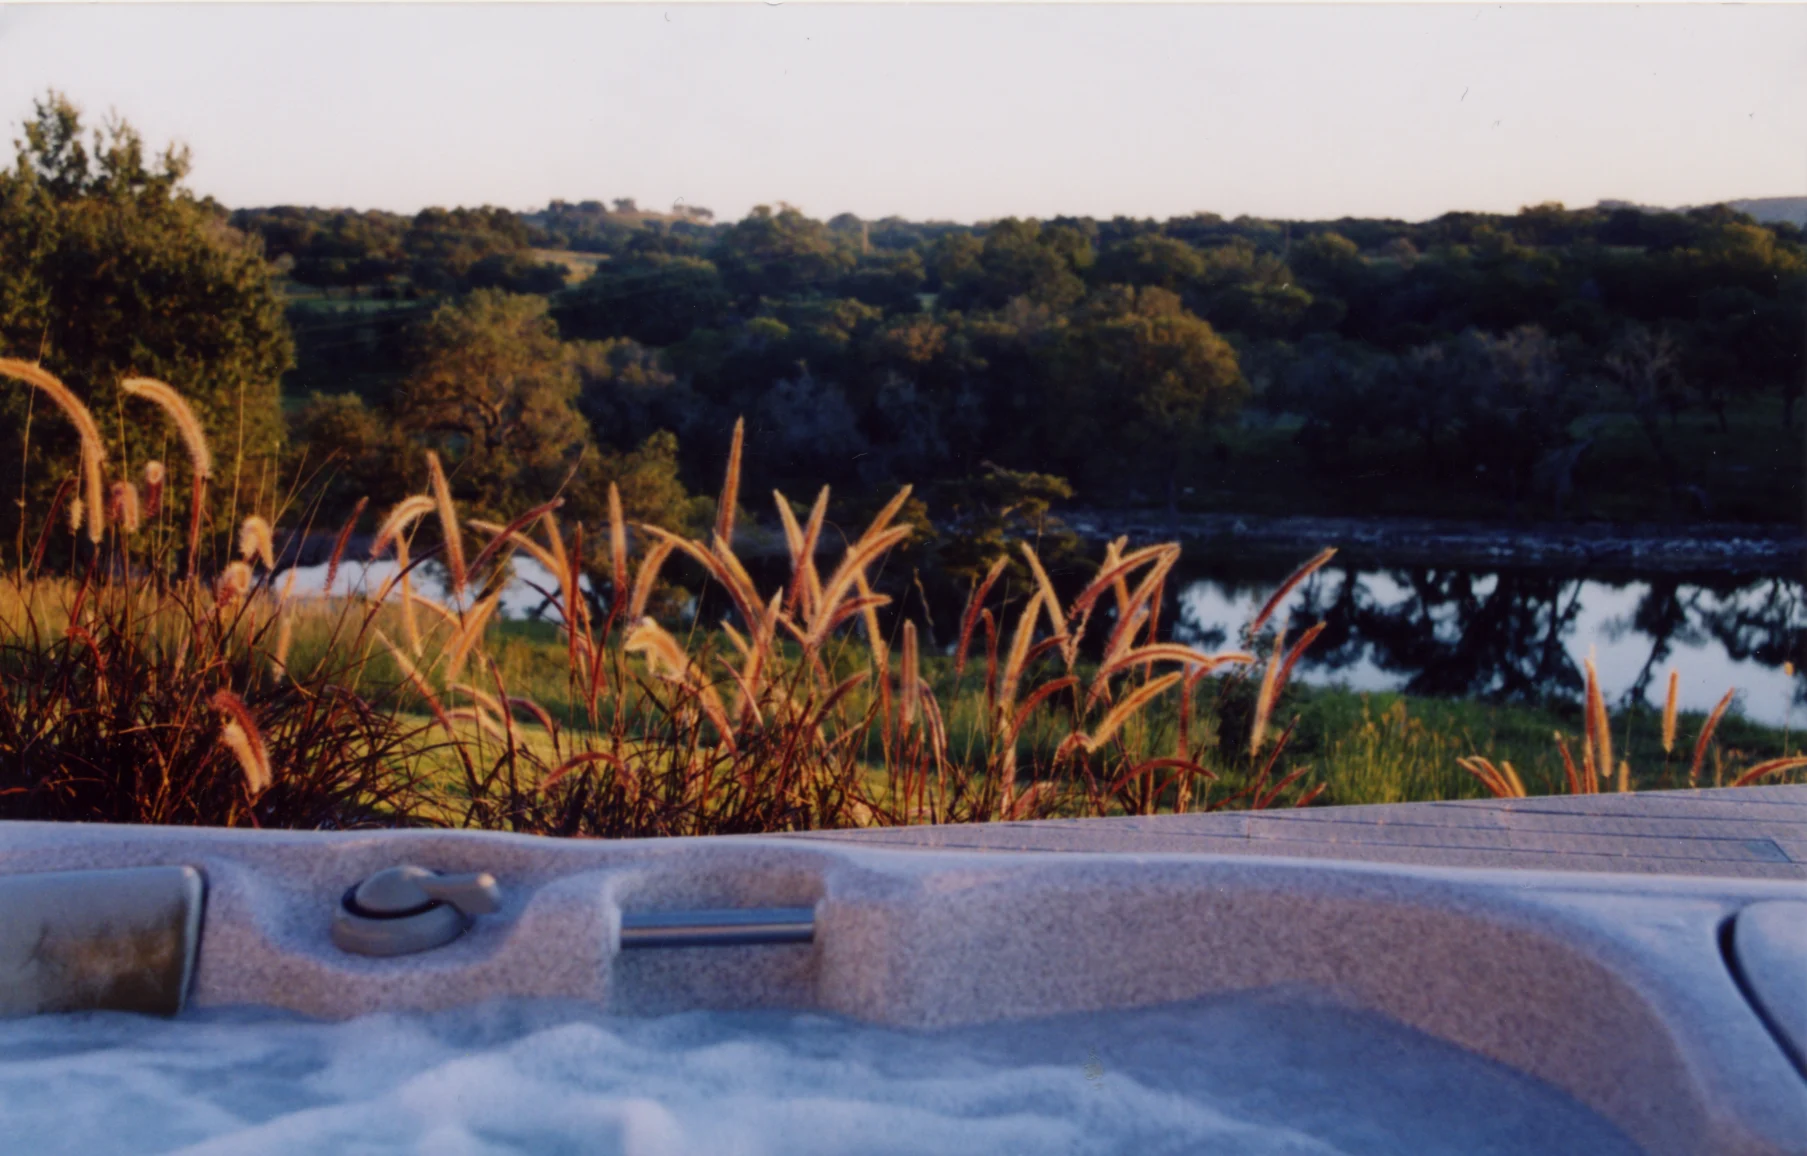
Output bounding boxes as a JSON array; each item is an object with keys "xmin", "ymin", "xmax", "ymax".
[
  {"xmin": 940, "ymin": 218, "xmax": 1092, "ymax": 312},
  {"xmin": 0, "ymin": 91, "xmax": 293, "ymax": 551},
  {"xmin": 1057, "ymin": 286, "xmax": 1246, "ymax": 504},
  {"xmin": 555, "ymin": 253, "xmax": 728, "ymax": 347},
  {"xmin": 396, "ymin": 290, "xmax": 593, "ymax": 520},
  {"xmin": 394, "ymin": 290, "xmax": 701, "ymax": 537},
  {"xmin": 1094, "ymin": 233, "xmax": 1207, "ymax": 291},
  {"xmin": 710, "ymin": 204, "xmax": 855, "ymax": 305}
]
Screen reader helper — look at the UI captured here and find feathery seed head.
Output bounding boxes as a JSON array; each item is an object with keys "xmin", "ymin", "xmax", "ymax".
[
  {"xmin": 120, "ymin": 377, "xmax": 212, "ymax": 479},
  {"xmin": 109, "ymin": 481, "xmax": 142, "ymax": 534},
  {"xmin": 372, "ymin": 495, "xmax": 436, "ymax": 558},
  {"xmin": 217, "ymin": 560, "xmax": 254, "ymax": 604},
  {"xmin": 424, "ymin": 451, "xmax": 467, "ymax": 596},
  {"xmin": 142, "ymin": 461, "xmax": 165, "ymax": 517},
  {"xmin": 209, "ymin": 689, "xmax": 272, "ymax": 796},
  {"xmin": 0, "ymin": 361, "xmax": 108, "ymax": 542},
  {"xmin": 239, "ymin": 515, "xmax": 274, "ymax": 570},
  {"xmin": 1661, "ymin": 669, "xmax": 1680, "ymax": 754}
]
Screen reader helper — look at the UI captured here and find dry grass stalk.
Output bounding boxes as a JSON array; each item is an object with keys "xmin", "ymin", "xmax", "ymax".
[
  {"xmin": 424, "ymin": 451, "xmax": 467, "ymax": 597},
  {"xmin": 324, "ymin": 497, "xmax": 367, "ymax": 593},
  {"xmin": 712, "ymin": 532, "xmax": 767, "ymax": 630},
  {"xmin": 729, "ymin": 590, "xmax": 784, "ymax": 725},
  {"xmin": 446, "ymin": 706, "xmax": 509, "ymax": 744},
  {"xmin": 899, "ymin": 621, "xmax": 920, "ymax": 726},
  {"xmin": 0, "ymin": 359, "xmax": 107, "ymax": 543},
  {"xmin": 1249, "ymin": 547, "xmax": 1336, "ymax": 639},
  {"xmin": 608, "ymin": 483, "xmax": 629, "ymax": 601},
  {"xmin": 955, "ymin": 555, "xmax": 1010, "ymax": 679},
  {"xmin": 1019, "ymin": 540, "xmax": 1067, "ymax": 639},
  {"xmin": 1070, "ymin": 541, "xmax": 1172, "ymax": 624},
  {"xmin": 1099, "ymin": 537, "xmax": 1132, "ymax": 620},
  {"xmin": 209, "ymin": 689, "xmax": 271, "ymax": 796},
  {"xmin": 1458, "ymin": 756, "xmax": 1527, "ymax": 798},
  {"xmin": 1272, "ymin": 621, "xmax": 1327, "ymax": 699},
  {"xmin": 1010, "ymin": 675, "xmax": 1078, "ymax": 745},
  {"xmin": 1661, "ymin": 670, "xmax": 1679, "ymax": 754},
  {"xmin": 451, "ymin": 682, "xmax": 508, "ymax": 721},
  {"xmin": 1097, "ymin": 643, "xmax": 1253, "ymax": 682},
  {"xmin": 853, "ymin": 567, "xmax": 888, "ymax": 668},
  {"xmin": 795, "ymin": 487, "xmax": 829, "ymax": 616},
  {"xmin": 120, "ymin": 377, "xmax": 212, "ymax": 478},
  {"xmin": 715, "ymin": 416, "xmax": 744, "ymax": 547},
  {"xmin": 1083, "ymin": 672, "xmax": 1183, "ymax": 754},
  {"xmin": 622, "ymin": 616, "xmax": 736, "ymax": 752},
  {"xmin": 1731, "ymin": 756, "xmax": 1807, "ymax": 789},
  {"xmin": 467, "ymin": 517, "xmax": 559, "ymax": 576},
  {"xmin": 997, "ymin": 590, "xmax": 1046, "ymax": 717},
  {"xmin": 774, "ymin": 490, "xmax": 806, "ymax": 561},
  {"xmin": 1689, "ymin": 689, "xmax": 1736, "ymax": 785},
  {"xmin": 542, "ymin": 508, "xmax": 570, "ymax": 591},
  {"xmin": 445, "ymin": 584, "xmax": 506, "ymax": 681},
  {"xmin": 1553, "ymin": 732, "xmax": 1586, "ymax": 795},
  {"xmin": 272, "ymin": 611, "xmax": 295, "ymax": 682},
  {"xmin": 805, "ymin": 523, "xmax": 912, "ymax": 649},
  {"xmin": 373, "ymin": 628, "xmax": 455, "ymax": 736},
  {"xmin": 372, "ymin": 495, "xmax": 435, "ymax": 653},
  {"xmin": 372, "ymin": 496, "xmax": 435, "ymax": 559},
  {"xmin": 1583, "ymin": 653, "xmax": 1612, "ymax": 783},
  {"xmin": 627, "ymin": 540, "xmax": 675, "ymax": 621},
  {"xmin": 1249, "ymin": 625, "xmax": 1286, "ymax": 758}
]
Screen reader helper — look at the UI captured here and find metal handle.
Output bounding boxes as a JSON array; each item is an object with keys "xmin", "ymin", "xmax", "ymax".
[{"xmin": 620, "ymin": 906, "xmax": 816, "ymax": 949}]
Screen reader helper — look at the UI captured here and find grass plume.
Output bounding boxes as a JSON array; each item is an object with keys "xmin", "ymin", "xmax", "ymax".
[{"xmin": 0, "ymin": 359, "xmax": 106, "ymax": 543}]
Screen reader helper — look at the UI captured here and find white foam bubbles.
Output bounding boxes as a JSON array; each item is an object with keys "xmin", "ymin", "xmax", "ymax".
[{"xmin": 0, "ymin": 993, "xmax": 1639, "ymax": 1156}]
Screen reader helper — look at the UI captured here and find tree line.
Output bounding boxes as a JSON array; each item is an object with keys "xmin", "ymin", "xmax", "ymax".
[{"xmin": 3, "ymin": 93, "xmax": 1802, "ymax": 599}]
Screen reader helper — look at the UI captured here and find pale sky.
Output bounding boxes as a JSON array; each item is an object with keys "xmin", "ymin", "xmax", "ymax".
[{"xmin": 0, "ymin": 3, "xmax": 1801, "ymax": 225}]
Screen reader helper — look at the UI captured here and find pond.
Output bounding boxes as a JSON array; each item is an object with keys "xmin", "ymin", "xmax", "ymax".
[
  {"xmin": 1175, "ymin": 564, "xmax": 1806, "ymax": 728},
  {"xmin": 281, "ymin": 555, "xmax": 1807, "ymax": 728}
]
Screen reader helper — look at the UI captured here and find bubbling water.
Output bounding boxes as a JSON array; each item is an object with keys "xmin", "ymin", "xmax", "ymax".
[{"xmin": 0, "ymin": 992, "xmax": 1637, "ymax": 1155}]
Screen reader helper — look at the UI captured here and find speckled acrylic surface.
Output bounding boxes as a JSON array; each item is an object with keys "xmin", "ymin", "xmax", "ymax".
[{"xmin": 2, "ymin": 788, "xmax": 1806, "ymax": 1154}]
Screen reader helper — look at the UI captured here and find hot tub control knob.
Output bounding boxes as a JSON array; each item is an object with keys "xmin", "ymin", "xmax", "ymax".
[{"xmin": 331, "ymin": 866, "xmax": 502, "ymax": 957}]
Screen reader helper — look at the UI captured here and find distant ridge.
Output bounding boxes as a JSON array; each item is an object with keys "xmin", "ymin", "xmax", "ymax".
[
  {"xmin": 1725, "ymin": 197, "xmax": 1807, "ymax": 228},
  {"xmin": 1596, "ymin": 196, "xmax": 1807, "ymax": 228}
]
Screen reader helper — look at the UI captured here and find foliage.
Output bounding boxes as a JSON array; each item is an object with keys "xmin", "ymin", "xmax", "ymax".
[
  {"xmin": 0, "ymin": 516, "xmax": 431, "ymax": 829},
  {"xmin": 929, "ymin": 464, "xmax": 1079, "ymax": 585},
  {"xmin": 555, "ymin": 253, "xmax": 728, "ymax": 347},
  {"xmin": 1458, "ymin": 654, "xmax": 1807, "ymax": 799},
  {"xmin": 0, "ymin": 92, "xmax": 293, "ymax": 559},
  {"xmin": 395, "ymin": 290, "xmax": 593, "ymax": 522},
  {"xmin": 1, "ymin": 367, "xmax": 1352, "ymax": 834},
  {"xmin": 710, "ymin": 204, "xmax": 856, "ymax": 306},
  {"xmin": 1054, "ymin": 286, "xmax": 1247, "ymax": 502}
]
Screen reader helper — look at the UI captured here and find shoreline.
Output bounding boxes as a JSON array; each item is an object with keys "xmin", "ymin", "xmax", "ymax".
[
  {"xmin": 1063, "ymin": 510, "xmax": 1807, "ymax": 576},
  {"xmin": 273, "ymin": 513, "xmax": 1807, "ymax": 579}
]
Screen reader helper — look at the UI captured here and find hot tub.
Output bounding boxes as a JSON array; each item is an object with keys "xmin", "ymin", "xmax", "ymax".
[{"xmin": 0, "ymin": 815, "xmax": 1803, "ymax": 1155}]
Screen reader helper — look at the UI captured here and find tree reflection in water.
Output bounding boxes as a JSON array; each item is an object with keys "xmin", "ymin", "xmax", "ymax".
[{"xmin": 1176, "ymin": 564, "xmax": 1807, "ymax": 721}]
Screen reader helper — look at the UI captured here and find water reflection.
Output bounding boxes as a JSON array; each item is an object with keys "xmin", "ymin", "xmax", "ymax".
[
  {"xmin": 283, "ymin": 551, "xmax": 1806, "ymax": 727},
  {"xmin": 1176, "ymin": 567, "xmax": 1807, "ymax": 727},
  {"xmin": 282, "ymin": 556, "xmax": 595, "ymax": 621}
]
